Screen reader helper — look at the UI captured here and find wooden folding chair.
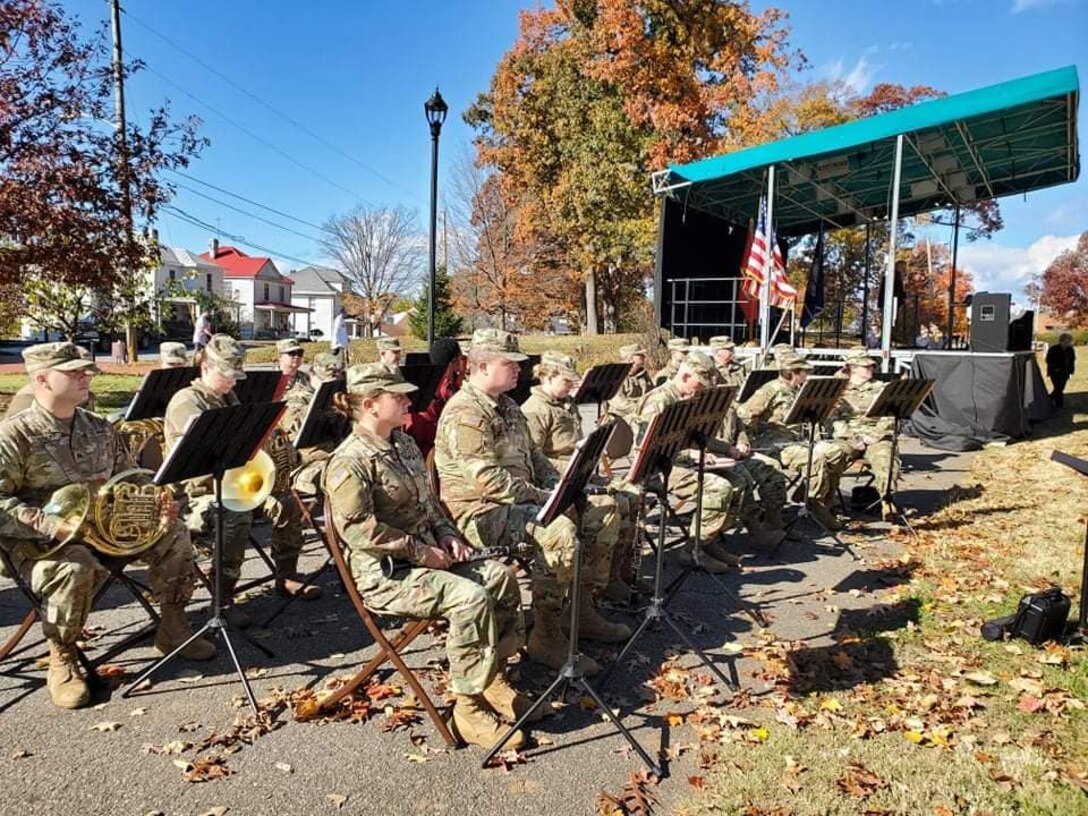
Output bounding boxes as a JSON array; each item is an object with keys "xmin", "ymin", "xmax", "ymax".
[{"xmin": 316, "ymin": 496, "xmax": 459, "ymax": 746}]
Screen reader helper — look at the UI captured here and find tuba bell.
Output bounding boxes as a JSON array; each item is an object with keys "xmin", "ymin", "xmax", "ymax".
[
  {"xmin": 221, "ymin": 448, "xmax": 277, "ymax": 512},
  {"xmin": 35, "ymin": 468, "xmax": 175, "ymax": 560}
]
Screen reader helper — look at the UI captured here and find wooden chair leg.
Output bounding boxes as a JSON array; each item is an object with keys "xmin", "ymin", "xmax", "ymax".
[{"xmin": 0, "ymin": 609, "xmax": 38, "ymax": 661}]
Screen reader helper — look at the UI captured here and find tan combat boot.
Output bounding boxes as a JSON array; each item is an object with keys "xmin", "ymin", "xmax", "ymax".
[
  {"xmin": 452, "ymin": 694, "xmax": 524, "ymax": 750},
  {"xmin": 155, "ymin": 604, "xmax": 217, "ymax": 661},
  {"xmin": 742, "ymin": 519, "xmax": 786, "ymax": 551},
  {"xmin": 576, "ymin": 595, "xmax": 632, "ymax": 643},
  {"xmin": 527, "ymin": 611, "xmax": 600, "ymax": 676},
  {"xmin": 47, "ymin": 641, "xmax": 90, "ymax": 710},
  {"xmin": 677, "ymin": 544, "xmax": 733, "ymax": 573},
  {"xmin": 275, "ymin": 576, "xmax": 321, "ymax": 600},
  {"xmin": 217, "ymin": 578, "xmax": 252, "ymax": 629},
  {"xmin": 806, "ymin": 500, "xmax": 843, "ymax": 531},
  {"xmin": 483, "ymin": 673, "xmax": 551, "ymax": 723},
  {"xmin": 881, "ymin": 500, "xmax": 897, "ymax": 522},
  {"xmin": 703, "ymin": 538, "xmax": 745, "ymax": 568},
  {"xmin": 763, "ymin": 508, "xmax": 785, "ymax": 531}
]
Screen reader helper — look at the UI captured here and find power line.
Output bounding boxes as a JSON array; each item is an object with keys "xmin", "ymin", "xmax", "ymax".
[
  {"xmin": 169, "ymin": 170, "xmax": 327, "ymax": 232},
  {"xmin": 164, "ymin": 205, "xmax": 319, "ymax": 269},
  {"xmin": 172, "ymin": 180, "xmax": 325, "ymax": 243},
  {"xmin": 123, "ymin": 8, "xmax": 424, "ymax": 206},
  {"xmin": 141, "ymin": 62, "xmax": 373, "ymax": 205}
]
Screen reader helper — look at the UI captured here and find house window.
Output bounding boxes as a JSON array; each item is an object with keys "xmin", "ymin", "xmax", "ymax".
[
  {"xmin": 263, "ymin": 282, "xmax": 269, "ymax": 301},
  {"xmin": 168, "ymin": 269, "xmax": 176, "ymax": 281},
  {"xmin": 206, "ymin": 273, "xmax": 213, "ymax": 292},
  {"xmin": 279, "ymin": 285, "xmax": 285, "ymax": 302}
]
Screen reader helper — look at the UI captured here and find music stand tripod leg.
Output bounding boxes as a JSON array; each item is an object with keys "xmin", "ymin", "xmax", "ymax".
[
  {"xmin": 481, "ymin": 537, "xmax": 661, "ymax": 776},
  {"xmin": 123, "ymin": 478, "xmax": 270, "ymax": 709},
  {"xmin": 786, "ymin": 420, "xmax": 858, "ymax": 560}
]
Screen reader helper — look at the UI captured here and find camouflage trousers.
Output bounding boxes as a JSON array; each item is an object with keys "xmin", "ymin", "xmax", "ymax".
[
  {"xmin": 779, "ymin": 441, "xmax": 852, "ymax": 503},
  {"xmin": 185, "ymin": 496, "xmax": 252, "ymax": 584},
  {"xmin": 349, "ymin": 554, "xmax": 523, "ymax": 696},
  {"xmin": 9, "ymin": 523, "xmax": 196, "ymax": 644},
  {"xmin": 263, "ymin": 490, "xmax": 305, "ymax": 579},
  {"xmin": 829, "ymin": 440, "xmax": 900, "ymax": 498},
  {"xmin": 606, "ymin": 482, "xmax": 641, "ymax": 582},
  {"xmin": 454, "ymin": 503, "xmax": 613, "ymax": 614},
  {"xmin": 736, "ymin": 453, "xmax": 788, "ymax": 516},
  {"xmin": 665, "ymin": 466, "xmax": 738, "ymax": 539}
]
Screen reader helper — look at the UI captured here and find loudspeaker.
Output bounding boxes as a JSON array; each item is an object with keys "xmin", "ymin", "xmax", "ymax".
[
  {"xmin": 970, "ymin": 293, "xmax": 1011, "ymax": 352},
  {"xmin": 1009, "ymin": 310, "xmax": 1034, "ymax": 351}
]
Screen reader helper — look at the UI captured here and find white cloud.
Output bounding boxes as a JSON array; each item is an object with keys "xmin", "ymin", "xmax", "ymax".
[
  {"xmin": 958, "ymin": 233, "xmax": 1079, "ymax": 297},
  {"xmin": 1012, "ymin": 0, "xmax": 1071, "ymax": 12},
  {"xmin": 824, "ymin": 55, "xmax": 879, "ymax": 95}
]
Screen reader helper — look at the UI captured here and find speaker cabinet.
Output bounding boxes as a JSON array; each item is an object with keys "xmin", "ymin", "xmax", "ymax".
[
  {"xmin": 1009, "ymin": 310, "xmax": 1034, "ymax": 351},
  {"xmin": 970, "ymin": 293, "xmax": 1011, "ymax": 352}
]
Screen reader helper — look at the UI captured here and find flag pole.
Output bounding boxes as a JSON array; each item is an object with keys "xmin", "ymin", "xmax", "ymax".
[
  {"xmin": 759, "ymin": 166, "xmax": 775, "ymax": 353},
  {"xmin": 881, "ymin": 135, "xmax": 904, "ymax": 373}
]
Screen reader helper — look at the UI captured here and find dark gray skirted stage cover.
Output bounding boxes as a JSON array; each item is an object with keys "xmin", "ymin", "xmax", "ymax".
[{"xmin": 906, "ymin": 352, "xmax": 1054, "ymax": 451}]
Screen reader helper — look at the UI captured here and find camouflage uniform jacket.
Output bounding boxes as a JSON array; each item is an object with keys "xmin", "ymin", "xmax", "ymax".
[
  {"xmin": 521, "ymin": 385, "xmax": 582, "ymax": 471},
  {"xmin": 164, "ymin": 379, "xmax": 241, "ymax": 496},
  {"xmin": 0, "ymin": 401, "xmax": 130, "ymax": 558},
  {"xmin": 652, "ymin": 359, "xmax": 679, "ymax": 388},
  {"xmin": 280, "ymin": 371, "xmax": 315, "ymax": 435},
  {"xmin": 608, "ymin": 369, "xmax": 654, "ymax": 420},
  {"xmin": 716, "ymin": 361, "xmax": 747, "ymax": 389},
  {"xmin": 736, "ymin": 377, "xmax": 804, "ymax": 451},
  {"xmin": 830, "ymin": 380, "xmax": 895, "ymax": 442},
  {"xmin": 434, "ymin": 380, "xmax": 558, "ymax": 522},
  {"xmin": 325, "ymin": 427, "xmax": 458, "ymax": 573}
]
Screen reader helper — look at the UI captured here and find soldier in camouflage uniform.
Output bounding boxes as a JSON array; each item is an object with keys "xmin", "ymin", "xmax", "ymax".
[
  {"xmin": 0, "ymin": 343, "xmax": 215, "ymax": 709},
  {"xmin": 736, "ymin": 351, "xmax": 850, "ymax": 531},
  {"xmin": 4, "ymin": 346, "xmax": 96, "ymax": 420},
  {"xmin": 376, "ymin": 337, "xmax": 402, "ymax": 374},
  {"xmin": 522, "ymin": 352, "xmax": 641, "ymax": 604},
  {"xmin": 633, "ymin": 352, "xmax": 749, "ymax": 571},
  {"xmin": 709, "ymin": 336, "xmax": 747, "ymax": 387},
  {"xmin": 291, "ymin": 352, "xmax": 347, "ymax": 498},
  {"xmin": 652, "ymin": 337, "xmax": 689, "ymax": 387},
  {"xmin": 606, "ymin": 344, "xmax": 654, "ymax": 423},
  {"xmin": 435, "ymin": 330, "xmax": 629, "ymax": 677},
  {"xmin": 828, "ymin": 351, "xmax": 899, "ymax": 520},
  {"xmin": 159, "ymin": 342, "xmax": 190, "ymax": 368},
  {"xmin": 324, "ymin": 364, "xmax": 533, "ymax": 749}
]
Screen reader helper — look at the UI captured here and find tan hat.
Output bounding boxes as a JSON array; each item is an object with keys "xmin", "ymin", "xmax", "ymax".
[
  {"xmin": 376, "ymin": 337, "xmax": 401, "ymax": 352},
  {"xmin": 684, "ymin": 351, "xmax": 717, "ymax": 385},
  {"xmin": 540, "ymin": 351, "xmax": 579, "ymax": 380},
  {"xmin": 469, "ymin": 328, "xmax": 528, "ymax": 362},
  {"xmin": 708, "ymin": 335, "xmax": 735, "ymax": 350},
  {"xmin": 22, "ymin": 342, "xmax": 101, "ymax": 375},
  {"xmin": 619, "ymin": 343, "xmax": 647, "ymax": 358},
  {"xmin": 311, "ymin": 352, "xmax": 345, "ymax": 379},
  {"xmin": 346, "ymin": 363, "xmax": 418, "ymax": 395},
  {"xmin": 203, "ymin": 334, "xmax": 247, "ymax": 379},
  {"xmin": 276, "ymin": 337, "xmax": 304, "ymax": 355},
  {"xmin": 667, "ymin": 337, "xmax": 690, "ymax": 352},
  {"xmin": 778, "ymin": 350, "xmax": 812, "ymax": 371},
  {"xmin": 844, "ymin": 351, "xmax": 877, "ymax": 368},
  {"xmin": 160, "ymin": 342, "xmax": 189, "ymax": 366}
]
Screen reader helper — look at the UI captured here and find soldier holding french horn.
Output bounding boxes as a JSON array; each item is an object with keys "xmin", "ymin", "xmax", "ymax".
[{"xmin": 0, "ymin": 342, "xmax": 215, "ymax": 710}]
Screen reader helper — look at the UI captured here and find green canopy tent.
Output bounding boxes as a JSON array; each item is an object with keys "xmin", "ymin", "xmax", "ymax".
[{"xmin": 653, "ymin": 65, "xmax": 1080, "ymax": 362}]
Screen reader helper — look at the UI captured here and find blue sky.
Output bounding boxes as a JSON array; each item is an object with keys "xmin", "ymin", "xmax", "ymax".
[{"xmin": 64, "ymin": 0, "xmax": 1086, "ymax": 300}]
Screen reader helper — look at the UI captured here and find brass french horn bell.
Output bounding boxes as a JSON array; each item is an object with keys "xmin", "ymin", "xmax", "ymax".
[{"xmin": 221, "ymin": 449, "xmax": 276, "ymax": 511}]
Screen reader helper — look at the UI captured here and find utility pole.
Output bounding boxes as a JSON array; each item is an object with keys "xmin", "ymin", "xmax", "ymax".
[{"xmin": 110, "ymin": 0, "xmax": 138, "ymax": 363}]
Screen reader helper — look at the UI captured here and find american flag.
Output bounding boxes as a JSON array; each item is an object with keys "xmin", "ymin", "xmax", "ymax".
[{"xmin": 742, "ymin": 196, "xmax": 797, "ymax": 308}]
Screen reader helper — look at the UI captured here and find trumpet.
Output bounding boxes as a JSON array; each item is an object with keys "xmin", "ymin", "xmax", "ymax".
[{"xmin": 381, "ymin": 542, "xmax": 534, "ymax": 579}]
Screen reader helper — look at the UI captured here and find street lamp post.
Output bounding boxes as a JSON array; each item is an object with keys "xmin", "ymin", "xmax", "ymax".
[{"xmin": 424, "ymin": 87, "xmax": 448, "ymax": 349}]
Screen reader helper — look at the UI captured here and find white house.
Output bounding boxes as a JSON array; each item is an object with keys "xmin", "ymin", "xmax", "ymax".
[
  {"xmin": 289, "ymin": 265, "xmax": 357, "ymax": 340},
  {"xmin": 201, "ymin": 240, "xmax": 308, "ymax": 339},
  {"xmin": 152, "ymin": 246, "xmax": 231, "ymax": 331}
]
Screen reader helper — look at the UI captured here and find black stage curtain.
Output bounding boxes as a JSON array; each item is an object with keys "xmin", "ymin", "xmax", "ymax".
[{"xmin": 906, "ymin": 352, "xmax": 1055, "ymax": 450}]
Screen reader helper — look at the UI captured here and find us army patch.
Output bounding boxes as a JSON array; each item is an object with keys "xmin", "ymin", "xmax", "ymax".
[
  {"xmin": 326, "ymin": 466, "xmax": 352, "ymax": 492},
  {"xmin": 457, "ymin": 414, "xmax": 487, "ymax": 431}
]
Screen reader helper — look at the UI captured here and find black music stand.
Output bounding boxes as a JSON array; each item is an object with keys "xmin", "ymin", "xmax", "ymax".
[
  {"xmin": 400, "ymin": 363, "xmax": 447, "ymax": 413},
  {"xmin": 781, "ymin": 377, "xmax": 854, "ymax": 556},
  {"xmin": 574, "ymin": 363, "xmax": 631, "ymax": 411},
  {"xmin": 233, "ymin": 371, "xmax": 287, "ymax": 404},
  {"xmin": 737, "ymin": 368, "xmax": 780, "ymax": 403},
  {"xmin": 1049, "ymin": 451, "xmax": 1088, "ymax": 643},
  {"xmin": 602, "ymin": 386, "xmax": 757, "ymax": 697},
  {"xmin": 123, "ymin": 366, "xmax": 200, "ymax": 421},
  {"xmin": 480, "ymin": 424, "xmax": 662, "ymax": 777},
  {"xmin": 123, "ymin": 401, "xmax": 285, "ymax": 710},
  {"xmin": 511, "ymin": 354, "xmax": 542, "ymax": 405},
  {"xmin": 863, "ymin": 378, "xmax": 935, "ymax": 533},
  {"xmin": 403, "ymin": 351, "xmax": 432, "ymax": 366}
]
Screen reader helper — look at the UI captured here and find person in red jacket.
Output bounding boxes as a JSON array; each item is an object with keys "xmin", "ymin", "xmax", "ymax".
[{"xmin": 403, "ymin": 338, "xmax": 465, "ymax": 457}]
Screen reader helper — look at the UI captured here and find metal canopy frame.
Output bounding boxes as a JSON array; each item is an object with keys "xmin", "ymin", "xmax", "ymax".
[{"xmin": 653, "ymin": 65, "xmax": 1080, "ymax": 365}]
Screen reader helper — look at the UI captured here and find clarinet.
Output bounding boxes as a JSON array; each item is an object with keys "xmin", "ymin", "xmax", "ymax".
[{"xmin": 380, "ymin": 542, "xmax": 533, "ymax": 579}]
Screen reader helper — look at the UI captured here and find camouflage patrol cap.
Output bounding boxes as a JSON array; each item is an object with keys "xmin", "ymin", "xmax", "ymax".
[
  {"xmin": 778, "ymin": 350, "xmax": 813, "ymax": 371},
  {"xmin": 469, "ymin": 328, "xmax": 528, "ymax": 362},
  {"xmin": 619, "ymin": 343, "xmax": 647, "ymax": 358},
  {"xmin": 345, "ymin": 363, "xmax": 418, "ymax": 395},
  {"xmin": 540, "ymin": 350, "xmax": 579, "ymax": 380},
  {"xmin": 311, "ymin": 352, "xmax": 345, "ymax": 380},
  {"xmin": 203, "ymin": 333, "xmax": 247, "ymax": 379},
  {"xmin": 683, "ymin": 351, "xmax": 717, "ymax": 385},
  {"xmin": 376, "ymin": 337, "xmax": 401, "ymax": 352},
  {"xmin": 22, "ymin": 342, "xmax": 101, "ymax": 375},
  {"xmin": 667, "ymin": 338, "xmax": 690, "ymax": 352},
  {"xmin": 160, "ymin": 342, "xmax": 188, "ymax": 366},
  {"xmin": 708, "ymin": 335, "xmax": 735, "ymax": 350},
  {"xmin": 844, "ymin": 350, "xmax": 877, "ymax": 367},
  {"xmin": 276, "ymin": 337, "xmax": 304, "ymax": 355}
]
